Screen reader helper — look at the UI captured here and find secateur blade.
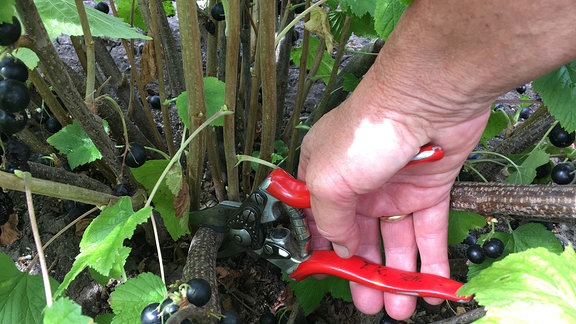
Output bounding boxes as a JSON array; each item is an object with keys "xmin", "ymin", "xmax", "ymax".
[{"xmin": 188, "ymin": 201, "xmax": 247, "ymax": 257}]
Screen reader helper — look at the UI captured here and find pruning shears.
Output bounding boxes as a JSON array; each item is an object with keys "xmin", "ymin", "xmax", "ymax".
[{"xmin": 190, "ymin": 145, "xmax": 472, "ymax": 302}]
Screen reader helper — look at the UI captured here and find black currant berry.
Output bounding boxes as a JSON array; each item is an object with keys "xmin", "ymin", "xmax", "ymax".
[
  {"xmin": 0, "ymin": 56, "xmax": 28, "ymax": 82},
  {"xmin": 94, "ymin": 2, "xmax": 110, "ymax": 14},
  {"xmin": 113, "ymin": 183, "xmax": 131, "ymax": 196},
  {"xmin": 259, "ymin": 312, "xmax": 276, "ymax": 324},
  {"xmin": 466, "ymin": 244, "xmax": 486, "ymax": 264},
  {"xmin": 518, "ymin": 107, "xmax": 533, "ymax": 120},
  {"xmin": 482, "ymin": 238, "xmax": 505, "ymax": 258},
  {"xmin": 44, "ymin": 116, "xmax": 62, "ymax": 133},
  {"xmin": 463, "ymin": 233, "xmax": 477, "ymax": 245},
  {"xmin": 535, "ymin": 161, "xmax": 552, "ymax": 179},
  {"xmin": 205, "ymin": 20, "xmax": 216, "ymax": 36},
  {"xmin": 0, "ymin": 110, "xmax": 28, "ymax": 135},
  {"xmin": 211, "ymin": 2, "xmax": 225, "ymax": 21},
  {"xmin": 141, "ymin": 302, "xmax": 161, "ymax": 324},
  {"xmin": 125, "ymin": 142, "xmax": 147, "ymax": 168},
  {"xmin": 515, "ymin": 85, "xmax": 527, "ymax": 94},
  {"xmin": 148, "ymin": 95, "xmax": 161, "ymax": 110},
  {"xmin": 0, "ymin": 16, "xmax": 22, "ymax": 46},
  {"xmin": 186, "ymin": 278, "xmax": 211, "ymax": 307},
  {"xmin": 220, "ymin": 310, "xmax": 240, "ymax": 324},
  {"xmin": 31, "ymin": 107, "xmax": 50, "ymax": 124},
  {"xmin": 159, "ymin": 298, "xmax": 179, "ymax": 320},
  {"xmin": 548, "ymin": 124, "xmax": 575, "ymax": 148},
  {"xmin": 551, "ymin": 163, "xmax": 575, "ymax": 185},
  {"xmin": 0, "ymin": 79, "xmax": 30, "ymax": 113}
]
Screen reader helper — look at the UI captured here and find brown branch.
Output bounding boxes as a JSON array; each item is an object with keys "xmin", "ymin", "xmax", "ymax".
[
  {"xmin": 166, "ymin": 227, "xmax": 223, "ymax": 324},
  {"xmin": 16, "ymin": 0, "xmax": 127, "ymax": 185},
  {"xmin": 223, "ymin": 0, "xmax": 242, "ymax": 201},
  {"xmin": 431, "ymin": 307, "xmax": 486, "ymax": 324},
  {"xmin": 450, "ymin": 182, "xmax": 576, "ymax": 220}
]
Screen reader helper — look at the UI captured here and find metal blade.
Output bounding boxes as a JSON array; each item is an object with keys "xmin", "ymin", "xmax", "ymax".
[{"xmin": 188, "ymin": 200, "xmax": 240, "ymax": 233}]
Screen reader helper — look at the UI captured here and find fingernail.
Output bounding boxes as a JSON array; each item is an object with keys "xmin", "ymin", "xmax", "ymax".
[{"xmin": 333, "ymin": 244, "xmax": 350, "ymax": 258}]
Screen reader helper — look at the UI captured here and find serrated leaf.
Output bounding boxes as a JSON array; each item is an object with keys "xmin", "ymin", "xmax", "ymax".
[
  {"xmin": 480, "ymin": 109, "xmax": 508, "ymax": 146},
  {"xmin": 505, "ymin": 149, "xmax": 550, "ymax": 184},
  {"xmin": 506, "ymin": 223, "xmax": 563, "ymax": 254},
  {"xmin": 176, "ymin": 77, "xmax": 226, "ymax": 128},
  {"xmin": 459, "ymin": 247, "xmax": 576, "ymax": 323},
  {"xmin": 288, "ymin": 275, "xmax": 351, "ymax": 315},
  {"xmin": 290, "ymin": 37, "xmax": 335, "ymax": 85},
  {"xmin": 131, "ymin": 160, "xmax": 189, "ymax": 240},
  {"xmin": 374, "ymin": 0, "xmax": 408, "ymax": 40},
  {"xmin": 46, "ymin": 120, "xmax": 103, "ymax": 170},
  {"xmin": 55, "ymin": 198, "xmax": 152, "ymax": 296},
  {"xmin": 533, "ymin": 62, "xmax": 576, "ymax": 132},
  {"xmin": 12, "ymin": 47, "xmax": 40, "ymax": 69},
  {"xmin": 338, "ymin": 0, "xmax": 376, "ymax": 17},
  {"xmin": 0, "ymin": 0, "xmax": 16, "ymax": 23},
  {"xmin": 34, "ymin": 0, "xmax": 150, "ymax": 41},
  {"xmin": 44, "ymin": 297, "xmax": 93, "ymax": 324},
  {"xmin": 165, "ymin": 163, "xmax": 183, "ymax": 196},
  {"xmin": 115, "ymin": 0, "xmax": 173, "ymax": 32},
  {"xmin": 0, "ymin": 252, "xmax": 59, "ymax": 324},
  {"xmin": 342, "ymin": 73, "xmax": 361, "ymax": 92},
  {"xmin": 447, "ymin": 210, "xmax": 486, "ymax": 245},
  {"xmin": 110, "ymin": 273, "xmax": 167, "ymax": 324}
]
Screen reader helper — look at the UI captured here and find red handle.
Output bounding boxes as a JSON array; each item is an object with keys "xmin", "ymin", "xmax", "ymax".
[
  {"xmin": 290, "ymin": 250, "xmax": 471, "ymax": 302},
  {"xmin": 263, "ymin": 145, "xmax": 444, "ymax": 208}
]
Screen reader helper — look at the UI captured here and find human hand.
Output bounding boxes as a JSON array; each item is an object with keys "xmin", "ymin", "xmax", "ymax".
[{"xmin": 297, "ymin": 63, "xmax": 492, "ymax": 319}]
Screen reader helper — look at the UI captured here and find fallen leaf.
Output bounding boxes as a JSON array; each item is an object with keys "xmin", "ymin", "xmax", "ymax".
[{"xmin": 303, "ymin": 6, "xmax": 334, "ymax": 51}]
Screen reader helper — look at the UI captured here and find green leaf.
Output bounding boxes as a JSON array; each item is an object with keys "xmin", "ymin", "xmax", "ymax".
[
  {"xmin": 131, "ymin": 160, "xmax": 189, "ymax": 240},
  {"xmin": 95, "ymin": 313, "xmax": 115, "ymax": 324},
  {"xmin": 290, "ymin": 36, "xmax": 335, "ymax": 85},
  {"xmin": 467, "ymin": 223, "xmax": 563, "ymax": 279},
  {"xmin": 288, "ymin": 275, "xmax": 352, "ymax": 315},
  {"xmin": 110, "ymin": 273, "xmax": 167, "ymax": 324},
  {"xmin": 0, "ymin": 0, "xmax": 16, "ymax": 23},
  {"xmin": 533, "ymin": 62, "xmax": 576, "ymax": 132},
  {"xmin": 44, "ymin": 297, "xmax": 93, "ymax": 324},
  {"xmin": 46, "ymin": 120, "xmax": 103, "ymax": 170},
  {"xmin": 34, "ymin": 0, "xmax": 150, "ymax": 41},
  {"xmin": 374, "ymin": 0, "xmax": 408, "ymax": 40},
  {"xmin": 338, "ymin": 0, "xmax": 376, "ymax": 17},
  {"xmin": 505, "ymin": 223, "xmax": 563, "ymax": 254},
  {"xmin": 115, "ymin": 0, "xmax": 147, "ymax": 32},
  {"xmin": 459, "ymin": 247, "xmax": 576, "ymax": 323},
  {"xmin": 55, "ymin": 198, "xmax": 152, "ymax": 296},
  {"xmin": 342, "ymin": 73, "xmax": 361, "ymax": 92},
  {"xmin": 176, "ymin": 77, "xmax": 226, "ymax": 128},
  {"xmin": 0, "ymin": 252, "xmax": 59, "ymax": 324},
  {"xmin": 480, "ymin": 109, "xmax": 508, "ymax": 146},
  {"xmin": 447, "ymin": 210, "xmax": 486, "ymax": 245},
  {"xmin": 505, "ymin": 149, "xmax": 550, "ymax": 184}
]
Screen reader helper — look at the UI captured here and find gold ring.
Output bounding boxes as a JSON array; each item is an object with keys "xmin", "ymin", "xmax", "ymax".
[{"xmin": 380, "ymin": 215, "xmax": 407, "ymax": 222}]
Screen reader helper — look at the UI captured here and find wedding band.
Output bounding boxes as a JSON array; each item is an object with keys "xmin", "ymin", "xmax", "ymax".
[{"xmin": 380, "ymin": 215, "xmax": 407, "ymax": 222}]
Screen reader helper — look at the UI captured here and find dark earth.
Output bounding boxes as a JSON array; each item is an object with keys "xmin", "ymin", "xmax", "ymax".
[{"xmin": 1, "ymin": 1, "xmax": 575, "ymax": 324}]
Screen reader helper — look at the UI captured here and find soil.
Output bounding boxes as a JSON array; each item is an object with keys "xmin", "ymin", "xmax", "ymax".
[{"xmin": 1, "ymin": 2, "xmax": 575, "ymax": 324}]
